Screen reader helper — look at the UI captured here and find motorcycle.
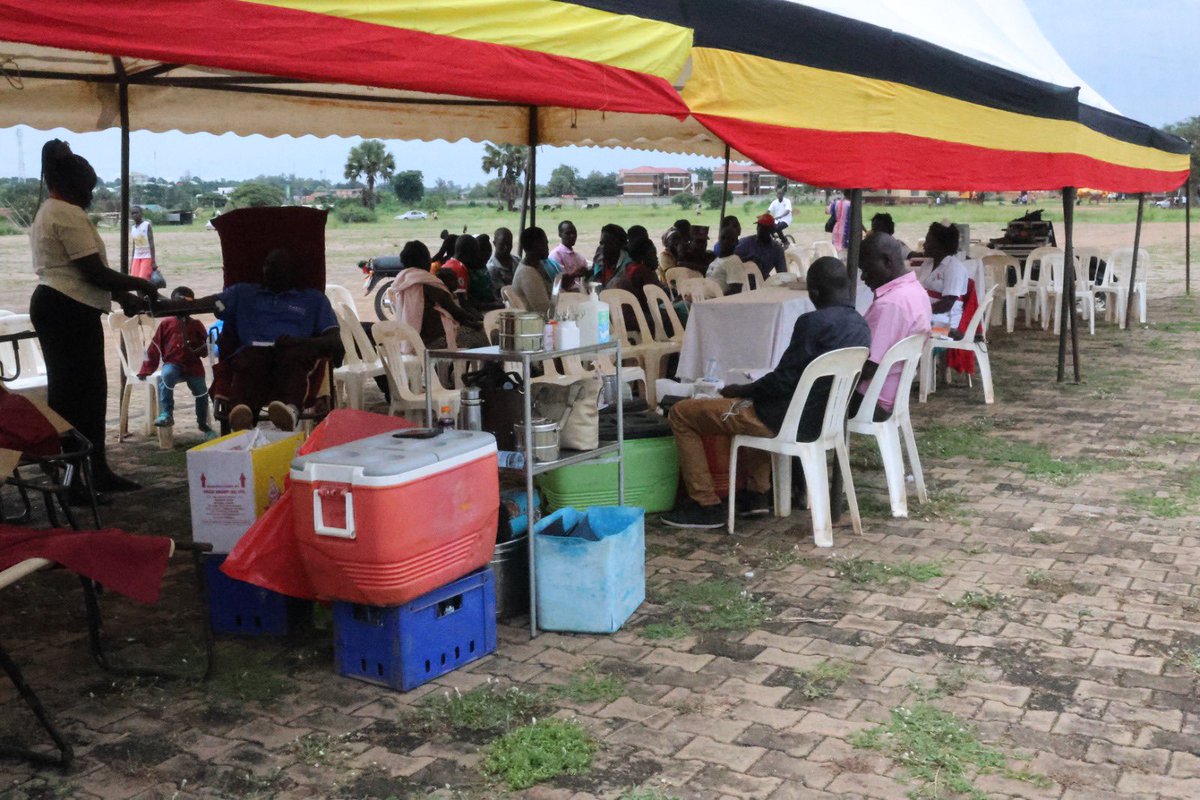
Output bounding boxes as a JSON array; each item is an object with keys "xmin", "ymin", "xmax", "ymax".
[{"xmin": 359, "ymin": 255, "xmax": 404, "ymax": 320}]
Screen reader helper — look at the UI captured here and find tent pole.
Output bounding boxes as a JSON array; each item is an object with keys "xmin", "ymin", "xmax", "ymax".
[
  {"xmin": 718, "ymin": 144, "xmax": 730, "ymax": 230},
  {"xmin": 527, "ymin": 106, "xmax": 538, "ymax": 231},
  {"xmin": 1056, "ymin": 187, "xmax": 1080, "ymax": 382},
  {"xmin": 516, "ymin": 154, "xmax": 530, "ymax": 256},
  {"xmin": 846, "ymin": 188, "xmax": 863, "ymax": 287},
  {"xmin": 1186, "ymin": 171, "xmax": 1192, "ymax": 296},
  {"xmin": 1126, "ymin": 193, "xmax": 1145, "ymax": 329},
  {"xmin": 113, "ymin": 57, "xmax": 130, "ymax": 275}
]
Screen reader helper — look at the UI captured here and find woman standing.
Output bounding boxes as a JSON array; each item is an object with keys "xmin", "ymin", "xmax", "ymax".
[{"xmin": 28, "ymin": 140, "xmax": 158, "ymax": 499}]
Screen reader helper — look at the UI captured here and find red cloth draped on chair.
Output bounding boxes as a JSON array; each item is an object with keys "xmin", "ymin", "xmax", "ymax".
[{"xmin": 947, "ymin": 280, "xmax": 979, "ymax": 375}]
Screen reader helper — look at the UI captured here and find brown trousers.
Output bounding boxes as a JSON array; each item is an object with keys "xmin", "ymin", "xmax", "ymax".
[
  {"xmin": 668, "ymin": 397, "xmax": 775, "ymax": 506},
  {"xmin": 228, "ymin": 345, "xmax": 319, "ymax": 412}
]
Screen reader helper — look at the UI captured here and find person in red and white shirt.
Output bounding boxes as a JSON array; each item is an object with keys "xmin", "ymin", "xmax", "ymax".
[
  {"xmin": 138, "ymin": 286, "xmax": 216, "ymax": 438},
  {"xmin": 920, "ymin": 222, "xmax": 970, "ymax": 329}
]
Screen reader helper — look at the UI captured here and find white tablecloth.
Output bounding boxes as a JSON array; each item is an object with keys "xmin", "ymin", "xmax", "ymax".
[{"xmin": 677, "ymin": 287, "xmax": 816, "ymax": 380}]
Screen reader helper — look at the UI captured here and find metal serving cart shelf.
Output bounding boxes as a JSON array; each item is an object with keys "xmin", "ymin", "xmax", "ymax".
[{"xmin": 425, "ymin": 342, "xmax": 624, "ymax": 636}]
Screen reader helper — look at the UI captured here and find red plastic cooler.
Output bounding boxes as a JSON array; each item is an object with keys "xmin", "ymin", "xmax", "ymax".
[{"xmin": 290, "ymin": 429, "xmax": 498, "ymax": 606}]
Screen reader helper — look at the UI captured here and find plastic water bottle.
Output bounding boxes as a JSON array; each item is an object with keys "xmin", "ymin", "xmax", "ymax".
[
  {"xmin": 577, "ymin": 282, "xmax": 609, "ymax": 346},
  {"xmin": 438, "ymin": 404, "xmax": 455, "ymax": 431}
]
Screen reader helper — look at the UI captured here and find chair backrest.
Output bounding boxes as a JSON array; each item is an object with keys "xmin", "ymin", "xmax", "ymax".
[
  {"xmin": 500, "ymin": 284, "xmax": 526, "ymax": 310},
  {"xmin": 784, "ymin": 245, "xmax": 808, "ymax": 276},
  {"xmin": 1024, "ymin": 246, "xmax": 1061, "ymax": 289},
  {"xmin": 851, "ymin": 333, "xmax": 925, "ymax": 423},
  {"xmin": 1041, "ymin": 252, "xmax": 1065, "ymax": 291},
  {"xmin": 1104, "ymin": 247, "xmax": 1150, "ymax": 287},
  {"xmin": 742, "ymin": 261, "xmax": 765, "ymax": 291},
  {"xmin": 1072, "ymin": 247, "xmax": 1104, "ymax": 289},
  {"xmin": 373, "ymin": 319, "xmax": 444, "ymax": 400},
  {"xmin": 968, "ymin": 243, "xmax": 992, "ymax": 259},
  {"xmin": 213, "ymin": 207, "xmax": 327, "ymax": 290},
  {"xmin": 482, "ymin": 309, "xmax": 503, "ymax": 345},
  {"xmin": 810, "ymin": 241, "xmax": 838, "ymax": 262},
  {"xmin": 641, "ymin": 284, "xmax": 685, "ymax": 343},
  {"xmin": 664, "ymin": 267, "xmax": 704, "ymax": 298},
  {"xmin": 330, "ymin": 299, "xmax": 378, "ymax": 368},
  {"xmin": 775, "ymin": 346, "xmax": 869, "ymax": 446},
  {"xmin": 962, "ymin": 284, "xmax": 999, "ymax": 342},
  {"xmin": 678, "ymin": 277, "xmax": 723, "ymax": 304},
  {"xmin": 324, "ymin": 284, "xmax": 358, "ymax": 318},
  {"xmin": 764, "ymin": 272, "xmax": 802, "ymax": 288},
  {"xmin": 0, "ymin": 313, "xmax": 46, "ymax": 379},
  {"xmin": 982, "ymin": 254, "xmax": 1021, "ymax": 294},
  {"xmin": 600, "ymin": 288, "xmax": 655, "ymax": 346},
  {"xmin": 109, "ymin": 311, "xmax": 156, "ymax": 379}
]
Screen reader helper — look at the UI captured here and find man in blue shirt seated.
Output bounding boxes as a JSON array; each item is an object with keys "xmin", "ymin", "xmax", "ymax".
[
  {"xmin": 663, "ymin": 257, "xmax": 871, "ymax": 528},
  {"xmin": 165, "ymin": 248, "xmax": 341, "ymax": 431},
  {"xmin": 734, "ymin": 213, "xmax": 786, "ymax": 275}
]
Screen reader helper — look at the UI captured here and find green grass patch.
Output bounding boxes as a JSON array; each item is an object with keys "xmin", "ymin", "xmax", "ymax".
[
  {"xmin": 918, "ymin": 418, "xmax": 1117, "ymax": 484},
  {"xmin": 851, "ymin": 702, "xmax": 1051, "ymax": 799},
  {"xmin": 757, "ymin": 544, "xmax": 817, "ymax": 570},
  {"xmin": 1147, "ymin": 337, "xmax": 1174, "ymax": 351},
  {"xmin": 482, "ymin": 718, "xmax": 594, "ymax": 791},
  {"xmin": 795, "ymin": 659, "xmax": 853, "ymax": 700},
  {"xmin": 1151, "ymin": 320, "xmax": 1200, "ymax": 334},
  {"xmin": 835, "ymin": 558, "xmax": 943, "ymax": 588},
  {"xmin": 551, "ymin": 664, "xmax": 624, "ymax": 704},
  {"xmin": 1122, "ymin": 467, "xmax": 1200, "ymax": 519},
  {"xmin": 290, "ymin": 732, "xmax": 341, "ymax": 767},
  {"xmin": 943, "ymin": 591, "xmax": 1008, "ymax": 611},
  {"xmin": 620, "ymin": 789, "xmax": 682, "ymax": 800},
  {"xmin": 644, "ymin": 579, "xmax": 772, "ymax": 636},
  {"xmin": 915, "ymin": 489, "xmax": 969, "ymax": 521},
  {"xmin": 1025, "ymin": 570, "xmax": 1086, "ymax": 598},
  {"xmin": 409, "ymin": 685, "xmax": 551, "ymax": 735},
  {"xmin": 1029, "ymin": 529, "xmax": 1066, "ymax": 544},
  {"xmin": 204, "ymin": 645, "xmax": 294, "ymax": 706}
]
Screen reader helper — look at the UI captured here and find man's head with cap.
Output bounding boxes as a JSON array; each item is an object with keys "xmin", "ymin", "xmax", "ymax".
[{"xmin": 756, "ymin": 213, "xmax": 774, "ymax": 242}]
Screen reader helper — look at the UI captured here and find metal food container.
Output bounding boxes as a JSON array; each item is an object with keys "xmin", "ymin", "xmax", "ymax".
[
  {"xmin": 513, "ymin": 418, "xmax": 560, "ymax": 463},
  {"xmin": 497, "ymin": 310, "xmax": 544, "ymax": 352}
]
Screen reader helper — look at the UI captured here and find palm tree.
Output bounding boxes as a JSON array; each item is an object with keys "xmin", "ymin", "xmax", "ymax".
[
  {"xmin": 481, "ymin": 143, "xmax": 529, "ymax": 212},
  {"xmin": 344, "ymin": 140, "xmax": 396, "ymax": 209}
]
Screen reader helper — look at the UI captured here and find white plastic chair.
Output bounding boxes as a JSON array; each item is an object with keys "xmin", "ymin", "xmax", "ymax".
[
  {"xmin": 678, "ymin": 277, "xmax": 723, "ymax": 306},
  {"xmin": 0, "ymin": 314, "xmax": 48, "ymax": 403},
  {"xmin": 810, "ymin": 241, "xmax": 838, "ymax": 262},
  {"xmin": 764, "ymin": 272, "xmax": 803, "ymax": 289},
  {"xmin": 1024, "ymin": 246, "xmax": 1060, "ymax": 328},
  {"xmin": 330, "ymin": 300, "xmax": 387, "ymax": 409},
  {"xmin": 664, "ymin": 267, "xmax": 704, "ymax": 300},
  {"xmin": 982, "ymin": 254, "xmax": 1025, "ymax": 332},
  {"xmin": 373, "ymin": 319, "xmax": 458, "ymax": 421},
  {"xmin": 741, "ymin": 262, "xmax": 765, "ymax": 291},
  {"xmin": 500, "ymin": 285, "xmax": 527, "ymax": 310},
  {"xmin": 848, "ymin": 334, "xmax": 928, "ymax": 518},
  {"xmin": 642, "ymin": 285, "xmax": 686, "ymax": 344},
  {"xmin": 727, "ymin": 346, "xmax": 869, "ymax": 546},
  {"xmin": 601, "ymin": 288, "xmax": 677, "ymax": 408},
  {"xmin": 324, "ymin": 284, "xmax": 358, "ymax": 318},
  {"xmin": 1095, "ymin": 247, "xmax": 1149, "ymax": 328},
  {"xmin": 1041, "ymin": 253, "xmax": 1095, "ymax": 336},
  {"xmin": 784, "ymin": 245, "xmax": 808, "ymax": 276},
  {"xmin": 919, "ymin": 285, "xmax": 998, "ymax": 405},
  {"xmin": 109, "ymin": 312, "xmax": 160, "ymax": 438}
]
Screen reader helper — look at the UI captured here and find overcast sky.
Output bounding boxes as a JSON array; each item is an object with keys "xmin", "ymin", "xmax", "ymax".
[{"xmin": 2, "ymin": 0, "xmax": 1196, "ymax": 185}]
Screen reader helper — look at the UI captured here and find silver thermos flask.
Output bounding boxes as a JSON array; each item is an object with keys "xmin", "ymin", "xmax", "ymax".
[{"xmin": 460, "ymin": 387, "xmax": 482, "ymax": 431}]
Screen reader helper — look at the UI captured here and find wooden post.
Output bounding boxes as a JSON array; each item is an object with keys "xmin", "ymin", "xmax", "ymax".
[
  {"xmin": 846, "ymin": 189, "xmax": 863, "ymax": 288},
  {"xmin": 527, "ymin": 106, "xmax": 538, "ymax": 231},
  {"xmin": 718, "ymin": 144, "xmax": 731, "ymax": 231},
  {"xmin": 1126, "ymin": 193, "xmax": 1145, "ymax": 328},
  {"xmin": 1187, "ymin": 172, "xmax": 1192, "ymax": 296},
  {"xmin": 1056, "ymin": 187, "xmax": 1080, "ymax": 382},
  {"xmin": 113, "ymin": 57, "xmax": 130, "ymax": 275}
]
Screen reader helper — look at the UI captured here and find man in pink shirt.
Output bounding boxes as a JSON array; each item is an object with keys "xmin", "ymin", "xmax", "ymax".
[{"xmin": 851, "ymin": 232, "xmax": 931, "ymax": 419}]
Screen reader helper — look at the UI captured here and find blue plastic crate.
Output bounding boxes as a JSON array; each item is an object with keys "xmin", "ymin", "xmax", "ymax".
[
  {"xmin": 203, "ymin": 555, "xmax": 312, "ymax": 636},
  {"xmin": 333, "ymin": 569, "xmax": 496, "ymax": 692}
]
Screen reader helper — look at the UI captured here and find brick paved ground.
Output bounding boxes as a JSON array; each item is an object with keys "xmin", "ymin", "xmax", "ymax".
[{"xmin": 3, "ymin": 293, "xmax": 1200, "ymax": 799}]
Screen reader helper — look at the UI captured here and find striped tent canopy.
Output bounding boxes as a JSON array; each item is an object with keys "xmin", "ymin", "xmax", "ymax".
[{"xmin": 0, "ymin": 0, "xmax": 1189, "ymax": 191}]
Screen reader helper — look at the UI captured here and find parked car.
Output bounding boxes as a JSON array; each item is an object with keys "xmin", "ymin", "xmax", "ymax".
[{"xmin": 395, "ymin": 210, "xmax": 428, "ymax": 220}]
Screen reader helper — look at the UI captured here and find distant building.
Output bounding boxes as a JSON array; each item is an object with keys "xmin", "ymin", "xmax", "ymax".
[
  {"xmin": 711, "ymin": 164, "xmax": 782, "ymax": 196},
  {"xmin": 617, "ymin": 166, "xmax": 704, "ymax": 197},
  {"xmin": 863, "ymin": 189, "xmax": 935, "ymax": 206}
]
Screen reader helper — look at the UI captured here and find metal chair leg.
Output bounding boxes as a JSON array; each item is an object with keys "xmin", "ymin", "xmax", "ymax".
[{"xmin": 0, "ymin": 639, "xmax": 73, "ymax": 769}]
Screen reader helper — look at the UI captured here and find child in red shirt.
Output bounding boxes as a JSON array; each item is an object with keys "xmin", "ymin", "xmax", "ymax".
[{"xmin": 138, "ymin": 286, "xmax": 216, "ymax": 438}]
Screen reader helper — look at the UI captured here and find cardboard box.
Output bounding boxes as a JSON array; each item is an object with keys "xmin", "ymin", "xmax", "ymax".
[{"xmin": 187, "ymin": 429, "xmax": 303, "ymax": 553}]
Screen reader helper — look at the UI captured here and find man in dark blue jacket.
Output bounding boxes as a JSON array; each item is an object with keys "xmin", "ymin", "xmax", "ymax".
[{"xmin": 664, "ymin": 257, "xmax": 871, "ymax": 528}]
